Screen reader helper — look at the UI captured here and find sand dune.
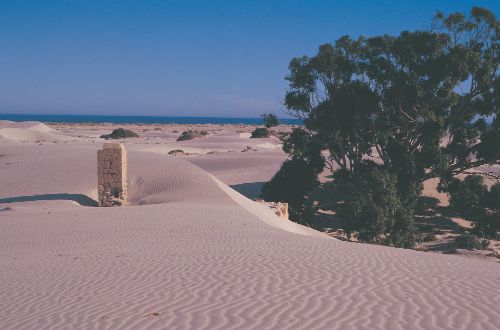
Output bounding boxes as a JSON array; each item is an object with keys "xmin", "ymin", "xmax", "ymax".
[
  {"xmin": 0, "ymin": 120, "xmax": 71, "ymax": 143},
  {"xmin": 1, "ymin": 134, "xmax": 499, "ymax": 329}
]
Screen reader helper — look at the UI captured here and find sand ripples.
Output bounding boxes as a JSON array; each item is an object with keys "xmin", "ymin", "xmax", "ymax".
[{"xmin": 1, "ymin": 152, "xmax": 499, "ymax": 329}]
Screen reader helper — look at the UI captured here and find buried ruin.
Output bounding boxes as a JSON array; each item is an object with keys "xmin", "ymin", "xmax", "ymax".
[
  {"xmin": 97, "ymin": 143, "xmax": 128, "ymax": 206},
  {"xmin": 96, "ymin": 143, "xmax": 289, "ymax": 220}
]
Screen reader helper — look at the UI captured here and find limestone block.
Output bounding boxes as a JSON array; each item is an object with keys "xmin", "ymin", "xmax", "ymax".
[
  {"xmin": 256, "ymin": 200, "xmax": 289, "ymax": 220},
  {"xmin": 97, "ymin": 143, "xmax": 127, "ymax": 207}
]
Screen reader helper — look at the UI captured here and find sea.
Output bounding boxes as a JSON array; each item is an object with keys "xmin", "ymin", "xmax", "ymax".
[{"xmin": 0, "ymin": 114, "xmax": 302, "ymax": 125}]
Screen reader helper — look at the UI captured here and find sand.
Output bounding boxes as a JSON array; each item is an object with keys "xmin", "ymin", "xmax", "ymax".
[{"xmin": 1, "ymin": 121, "xmax": 499, "ymax": 329}]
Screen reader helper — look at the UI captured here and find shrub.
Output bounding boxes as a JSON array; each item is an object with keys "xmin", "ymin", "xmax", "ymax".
[
  {"xmin": 455, "ymin": 234, "xmax": 490, "ymax": 250},
  {"xmin": 486, "ymin": 183, "xmax": 500, "ymax": 211},
  {"xmin": 336, "ymin": 166, "xmax": 416, "ymax": 248},
  {"xmin": 449, "ymin": 176, "xmax": 487, "ymax": 216},
  {"xmin": 100, "ymin": 128, "xmax": 139, "ymax": 139},
  {"xmin": 176, "ymin": 130, "xmax": 206, "ymax": 141},
  {"xmin": 448, "ymin": 178, "xmax": 500, "ymax": 238},
  {"xmin": 168, "ymin": 149, "xmax": 185, "ymax": 156},
  {"xmin": 261, "ymin": 158, "xmax": 319, "ymax": 222},
  {"xmin": 261, "ymin": 113, "xmax": 279, "ymax": 128},
  {"xmin": 250, "ymin": 127, "xmax": 270, "ymax": 138},
  {"xmin": 474, "ymin": 212, "xmax": 500, "ymax": 238},
  {"xmin": 422, "ymin": 234, "xmax": 435, "ymax": 242}
]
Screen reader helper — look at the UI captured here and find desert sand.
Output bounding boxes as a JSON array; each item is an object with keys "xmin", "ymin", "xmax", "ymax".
[{"xmin": 1, "ymin": 121, "xmax": 499, "ymax": 329}]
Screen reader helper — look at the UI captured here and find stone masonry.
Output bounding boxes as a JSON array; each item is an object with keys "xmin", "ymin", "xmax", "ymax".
[
  {"xmin": 256, "ymin": 199, "xmax": 289, "ymax": 220},
  {"xmin": 97, "ymin": 143, "xmax": 127, "ymax": 206}
]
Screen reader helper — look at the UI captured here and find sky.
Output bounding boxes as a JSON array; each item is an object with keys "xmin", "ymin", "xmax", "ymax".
[{"xmin": 1, "ymin": 0, "xmax": 499, "ymax": 118}]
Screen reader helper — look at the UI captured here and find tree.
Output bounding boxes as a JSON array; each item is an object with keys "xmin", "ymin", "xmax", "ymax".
[
  {"xmin": 262, "ymin": 128, "xmax": 324, "ymax": 222},
  {"xmin": 261, "ymin": 113, "xmax": 279, "ymax": 128},
  {"xmin": 267, "ymin": 7, "xmax": 499, "ymax": 248},
  {"xmin": 336, "ymin": 164, "xmax": 416, "ymax": 247},
  {"xmin": 447, "ymin": 177, "xmax": 500, "ymax": 238}
]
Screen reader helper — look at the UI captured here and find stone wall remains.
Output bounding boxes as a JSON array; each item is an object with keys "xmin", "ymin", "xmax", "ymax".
[
  {"xmin": 97, "ymin": 143, "xmax": 127, "ymax": 206},
  {"xmin": 256, "ymin": 200, "xmax": 289, "ymax": 220}
]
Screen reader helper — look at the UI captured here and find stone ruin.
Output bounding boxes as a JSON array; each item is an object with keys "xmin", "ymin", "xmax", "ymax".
[
  {"xmin": 256, "ymin": 199, "xmax": 289, "ymax": 220},
  {"xmin": 97, "ymin": 143, "xmax": 127, "ymax": 206}
]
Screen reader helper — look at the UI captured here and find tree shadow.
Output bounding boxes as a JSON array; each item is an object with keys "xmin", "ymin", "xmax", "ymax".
[
  {"xmin": 0, "ymin": 194, "xmax": 98, "ymax": 207},
  {"xmin": 230, "ymin": 182, "xmax": 265, "ymax": 199},
  {"xmin": 415, "ymin": 196, "xmax": 440, "ymax": 215},
  {"xmin": 414, "ymin": 196, "xmax": 466, "ymax": 233}
]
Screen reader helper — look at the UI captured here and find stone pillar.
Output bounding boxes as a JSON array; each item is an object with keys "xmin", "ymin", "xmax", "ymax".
[{"xmin": 97, "ymin": 143, "xmax": 127, "ymax": 206}]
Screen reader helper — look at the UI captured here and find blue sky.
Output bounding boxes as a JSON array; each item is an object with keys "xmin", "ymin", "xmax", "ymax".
[{"xmin": 1, "ymin": 0, "xmax": 498, "ymax": 118}]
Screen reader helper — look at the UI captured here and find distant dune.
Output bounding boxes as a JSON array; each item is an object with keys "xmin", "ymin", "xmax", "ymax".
[{"xmin": 0, "ymin": 120, "xmax": 72, "ymax": 143}]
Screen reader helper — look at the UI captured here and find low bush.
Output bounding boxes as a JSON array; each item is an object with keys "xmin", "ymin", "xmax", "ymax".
[
  {"xmin": 336, "ymin": 166, "xmax": 416, "ymax": 248},
  {"xmin": 448, "ymin": 178, "xmax": 500, "ymax": 238},
  {"xmin": 168, "ymin": 149, "xmax": 185, "ymax": 156},
  {"xmin": 176, "ymin": 130, "xmax": 207, "ymax": 141},
  {"xmin": 261, "ymin": 113, "xmax": 279, "ymax": 128},
  {"xmin": 250, "ymin": 127, "xmax": 270, "ymax": 138},
  {"xmin": 422, "ymin": 234, "xmax": 435, "ymax": 242},
  {"xmin": 455, "ymin": 234, "xmax": 490, "ymax": 250},
  {"xmin": 100, "ymin": 128, "xmax": 139, "ymax": 139}
]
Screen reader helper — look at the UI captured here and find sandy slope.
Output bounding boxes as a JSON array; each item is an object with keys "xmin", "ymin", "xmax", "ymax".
[
  {"xmin": 1, "ymin": 124, "xmax": 499, "ymax": 329},
  {"xmin": 0, "ymin": 121, "xmax": 72, "ymax": 143}
]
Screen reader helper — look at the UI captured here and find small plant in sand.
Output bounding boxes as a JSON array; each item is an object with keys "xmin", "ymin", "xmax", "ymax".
[
  {"xmin": 100, "ymin": 128, "xmax": 139, "ymax": 140},
  {"xmin": 168, "ymin": 149, "xmax": 186, "ymax": 156},
  {"xmin": 261, "ymin": 113, "xmax": 279, "ymax": 128},
  {"xmin": 455, "ymin": 234, "xmax": 490, "ymax": 250},
  {"xmin": 250, "ymin": 113, "xmax": 278, "ymax": 138},
  {"xmin": 250, "ymin": 127, "xmax": 270, "ymax": 138},
  {"xmin": 176, "ymin": 130, "xmax": 208, "ymax": 141}
]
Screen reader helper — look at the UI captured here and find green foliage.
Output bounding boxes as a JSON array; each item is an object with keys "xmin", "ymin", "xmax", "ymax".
[
  {"xmin": 336, "ymin": 166, "xmax": 416, "ymax": 248},
  {"xmin": 168, "ymin": 149, "xmax": 185, "ymax": 156},
  {"xmin": 100, "ymin": 128, "xmax": 139, "ymax": 139},
  {"xmin": 487, "ymin": 183, "xmax": 500, "ymax": 210},
  {"xmin": 474, "ymin": 212, "xmax": 500, "ymax": 238},
  {"xmin": 447, "ymin": 177, "xmax": 500, "ymax": 238},
  {"xmin": 281, "ymin": 128, "xmax": 325, "ymax": 173},
  {"xmin": 261, "ymin": 158, "xmax": 320, "ymax": 223},
  {"xmin": 455, "ymin": 234, "xmax": 490, "ymax": 250},
  {"xmin": 449, "ymin": 175, "xmax": 488, "ymax": 215},
  {"xmin": 177, "ymin": 130, "xmax": 206, "ymax": 141},
  {"xmin": 261, "ymin": 137, "xmax": 324, "ymax": 224},
  {"xmin": 261, "ymin": 113, "xmax": 279, "ymax": 128},
  {"xmin": 265, "ymin": 6, "xmax": 498, "ymax": 247},
  {"xmin": 283, "ymin": 7, "xmax": 498, "ymax": 186},
  {"xmin": 250, "ymin": 127, "xmax": 270, "ymax": 138}
]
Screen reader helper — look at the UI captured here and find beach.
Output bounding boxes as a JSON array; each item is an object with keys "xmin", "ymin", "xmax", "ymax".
[{"xmin": 1, "ymin": 120, "xmax": 499, "ymax": 329}]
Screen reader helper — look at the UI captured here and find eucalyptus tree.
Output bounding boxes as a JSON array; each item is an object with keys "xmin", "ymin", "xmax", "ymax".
[{"xmin": 262, "ymin": 7, "xmax": 499, "ymax": 247}]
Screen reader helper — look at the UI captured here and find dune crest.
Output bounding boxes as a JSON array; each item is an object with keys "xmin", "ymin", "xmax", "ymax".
[{"xmin": 0, "ymin": 120, "xmax": 70, "ymax": 142}]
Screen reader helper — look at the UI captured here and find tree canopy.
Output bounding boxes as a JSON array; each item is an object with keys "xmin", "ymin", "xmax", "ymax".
[
  {"xmin": 263, "ymin": 7, "xmax": 499, "ymax": 247},
  {"xmin": 261, "ymin": 113, "xmax": 279, "ymax": 128}
]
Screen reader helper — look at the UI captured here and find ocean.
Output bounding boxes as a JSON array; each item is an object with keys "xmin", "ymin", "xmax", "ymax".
[{"xmin": 0, "ymin": 114, "xmax": 302, "ymax": 125}]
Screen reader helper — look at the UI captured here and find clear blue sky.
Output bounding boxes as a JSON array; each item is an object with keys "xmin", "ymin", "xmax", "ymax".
[{"xmin": 1, "ymin": 0, "xmax": 498, "ymax": 117}]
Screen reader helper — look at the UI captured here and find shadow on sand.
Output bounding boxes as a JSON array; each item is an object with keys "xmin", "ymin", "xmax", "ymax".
[
  {"xmin": 230, "ymin": 182, "xmax": 265, "ymax": 199},
  {"xmin": 0, "ymin": 194, "xmax": 98, "ymax": 207}
]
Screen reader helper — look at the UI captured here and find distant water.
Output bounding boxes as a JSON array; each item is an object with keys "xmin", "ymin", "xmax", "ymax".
[{"xmin": 0, "ymin": 114, "xmax": 302, "ymax": 125}]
